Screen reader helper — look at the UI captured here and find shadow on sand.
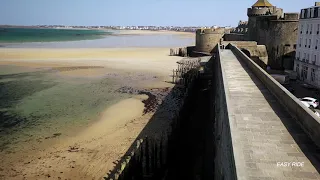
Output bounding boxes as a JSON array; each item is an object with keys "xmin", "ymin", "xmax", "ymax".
[{"xmin": 104, "ymin": 60, "xmax": 215, "ymax": 179}]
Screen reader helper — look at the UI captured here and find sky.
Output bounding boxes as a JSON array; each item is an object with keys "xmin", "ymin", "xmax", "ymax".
[{"xmin": 0, "ymin": 0, "xmax": 317, "ymax": 27}]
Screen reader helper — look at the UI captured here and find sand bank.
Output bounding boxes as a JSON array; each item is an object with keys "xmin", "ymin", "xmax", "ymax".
[
  {"xmin": 0, "ymin": 47, "xmax": 179, "ymax": 60},
  {"xmin": 1, "ymin": 96, "xmax": 149, "ymax": 179},
  {"xmin": 1, "ymin": 86, "xmax": 180, "ymax": 179},
  {"xmin": 75, "ymin": 95, "xmax": 148, "ymax": 141},
  {"xmin": 0, "ymin": 48, "xmax": 182, "ymax": 78},
  {"xmin": 0, "ymin": 47, "xmax": 183, "ymax": 179}
]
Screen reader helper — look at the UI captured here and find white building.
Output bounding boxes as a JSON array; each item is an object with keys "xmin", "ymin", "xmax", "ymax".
[{"xmin": 294, "ymin": 2, "xmax": 320, "ymax": 87}]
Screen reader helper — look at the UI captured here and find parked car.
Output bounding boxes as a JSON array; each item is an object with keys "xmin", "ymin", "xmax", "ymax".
[
  {"xmin": 299, "ymin": 97, "xmax": 319, "ymax": 108},
  {"xmin": 300, "ymin": 101, "xmax": 311, "ymax": 108}
]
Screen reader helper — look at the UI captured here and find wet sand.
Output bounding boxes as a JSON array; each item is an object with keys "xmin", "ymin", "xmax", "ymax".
[
  {"xmin": 0, "ymin": 47, "xmax": 183, "ymax": 179},
  {"xmin": 0, "ymin": 48, "xmax": 181, "ymax": 77}
]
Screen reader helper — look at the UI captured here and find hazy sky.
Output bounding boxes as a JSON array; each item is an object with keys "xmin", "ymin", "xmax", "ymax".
[{"xmin": 0, "ymin": 0, "xmax": 317, "ymax": 27}]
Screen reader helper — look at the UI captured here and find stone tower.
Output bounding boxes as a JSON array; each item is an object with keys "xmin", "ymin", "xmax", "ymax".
[
  {"xmin": 195, "ymin": 28, "xmax": 225, "ymax": 53},
  {"xmin": 256, "ymin": 13, "xmax": 299, "ymax": 70},
  {"xmin": 246, "ymin": 0, "xmax": 299, "ymax": 70},
  {"xmin": 247, "ymin": 0, "xmax": 283, "ymax": 41}
]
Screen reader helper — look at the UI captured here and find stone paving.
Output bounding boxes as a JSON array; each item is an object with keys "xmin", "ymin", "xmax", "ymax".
[{"xmin": 220, "ymin": 49, "xmax": 320, "ymax": 180}]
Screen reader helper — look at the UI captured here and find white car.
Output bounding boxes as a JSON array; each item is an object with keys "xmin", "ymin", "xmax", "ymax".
[
  {"xmin": 300, "ymin": 101, "xmax": 311, "ymax": 108},
  {"xmin": 300, "ymin": 97, "xmax": 319, "ymax": 108}
]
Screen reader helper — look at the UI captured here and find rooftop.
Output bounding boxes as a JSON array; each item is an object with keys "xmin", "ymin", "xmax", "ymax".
[{"xmin": 252, "ymin": 0, "xmax": 273, "ymax": 7}]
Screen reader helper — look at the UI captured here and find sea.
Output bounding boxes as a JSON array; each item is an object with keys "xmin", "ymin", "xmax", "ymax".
[
  {"xmin": 0, "ymin": 27, "xmax": 111, "ymax": 43},
  {"xmin": 0, "ymin": 27, "xmax": 194, "ymax": 154},
  {"xmin": 0, "ymin": 27, "xmax": 195, "ymax": 48}
]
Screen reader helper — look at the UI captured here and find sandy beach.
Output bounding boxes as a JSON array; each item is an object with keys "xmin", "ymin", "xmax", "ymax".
[
  {"xmin": 0, "ymin": 48, "xmax": 183, "ymax": 83},
  {"xmin": 0, "ymin": 47, "xmax": 184, "ymax": 179}
]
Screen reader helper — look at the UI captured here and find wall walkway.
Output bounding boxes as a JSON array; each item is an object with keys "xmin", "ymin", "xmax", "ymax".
[{"xmin": 215, "ymin": 49, "xmax": 320, "ymax": 179}]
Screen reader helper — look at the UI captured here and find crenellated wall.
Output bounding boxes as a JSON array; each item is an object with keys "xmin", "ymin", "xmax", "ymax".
[
  {"xmin": 247, "ymin": 6, "xmax": 283, "ymax": 41},
  {"xmin": 247, "ymin": 7, "xmax": 272, "ymax": 16},
  {"xmin": 230, "ymin": 20, "xmax": 249, "ymax": 34}
]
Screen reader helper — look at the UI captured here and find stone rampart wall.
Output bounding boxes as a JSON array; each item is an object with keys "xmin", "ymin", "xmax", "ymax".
[
  {"xmin": 230, "ymin": 43, "xmax": 320, "ymax": 148},
  {"xmin": 213, "ymin": 45, "xmax": 237, "ymax": 180}
]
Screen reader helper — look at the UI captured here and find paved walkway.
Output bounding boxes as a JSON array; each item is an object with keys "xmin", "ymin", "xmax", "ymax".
[{"xmin": 220, "ymin": 49, "xmax": 320, "ymax": 180}]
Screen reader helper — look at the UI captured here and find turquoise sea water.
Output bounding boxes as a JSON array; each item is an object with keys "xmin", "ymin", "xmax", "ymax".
[
  {"xmin": 0, "ymin": 28, "xmax": 195, "ymax": 48},
  {"xmin": 0, "ymin": 66, "xmax": 130, "ymax": 152},
  {"xmin": 0, "ymin": 29, "xmax": 195, "ymax": 151},
  {"xmin": 0, "ymin": 27, "xmax": 111, "ymax": 43}
]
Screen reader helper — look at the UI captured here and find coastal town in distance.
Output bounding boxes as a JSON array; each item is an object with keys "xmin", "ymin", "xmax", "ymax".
[{"xmin": 0, "ymin": 24, "xmax": 224, "ymax": 32}]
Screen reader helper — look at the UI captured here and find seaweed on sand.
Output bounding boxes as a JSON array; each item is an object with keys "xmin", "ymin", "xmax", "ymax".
[{"xmin": 0, "ymin": 72, "xmax": 57, "ymax": 129}]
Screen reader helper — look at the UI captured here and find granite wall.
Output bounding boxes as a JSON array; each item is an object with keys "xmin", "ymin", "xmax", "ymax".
[
  {"xmin": 255, "ymin": 14, "xmax": 299, "ymax": 70},
  {"xmin": 213, "ymin": 45, "xmax": 237, "ymax": 180},
  {"xmin": 230, "ymin": 43, "xmax": 320, "ymax": 148},
  {"xmin": 195, "ymin": 28, "xmax": 225, "ymax": 53}
]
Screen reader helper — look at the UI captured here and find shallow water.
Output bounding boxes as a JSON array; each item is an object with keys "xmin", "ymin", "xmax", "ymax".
[
  {"xmin": 0, "ymin": 31, "xmax": 192, "ymax": 153},
  {"xmin": 0, "ymin": 34, "xmax": 195, "ymax": 48},
  {"xmin": 0, "ymin": 65, "xmax": 131, "ymax": 152},
  {"xmin": 0, "ymin": 28, "xmax": 111, "ymax": 43}
]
